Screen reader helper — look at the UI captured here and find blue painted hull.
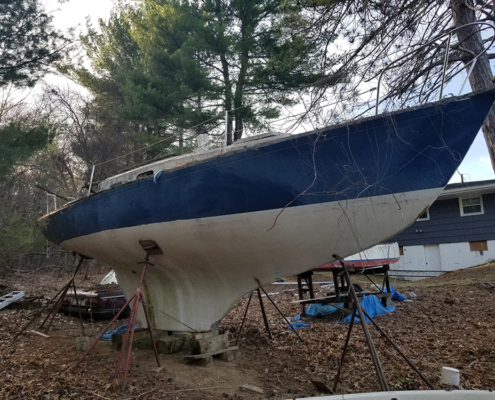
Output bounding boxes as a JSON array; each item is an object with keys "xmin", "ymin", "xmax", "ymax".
[
  {"xmin": 36, "ymin": 89, "xmax": 495, "ymax": 331},
  {"xmin": 40, "ymin": 89, "xmax": 495, "ymax": 246}
]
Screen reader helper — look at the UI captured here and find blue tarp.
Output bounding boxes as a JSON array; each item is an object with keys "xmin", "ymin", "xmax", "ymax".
[
  {"xmin": 306, "ymin": 303, "xmax": 342, "ymax": 317},
  {"xmin": 383, "ymin": 286, "xmax": 407, "ymax": 301},
  {"xmin": 100, "ymin": 323, "xmax": 138, "ymax": 341},
  {"xmin": 288, "ymin": 321, "xmax": 310, "ymax": 330},
  {"xmin": 341, "ymin": 295, "xmax": 395, "ymax": 324}
]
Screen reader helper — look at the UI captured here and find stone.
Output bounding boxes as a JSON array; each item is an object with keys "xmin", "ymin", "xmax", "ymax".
[
  {"xmin": 218, "ymin": 351, "xmax": 235, "ymax": 362},
  {"xmin": 196, "ymin": 356, "xmax": 213, "ymax": 367}
]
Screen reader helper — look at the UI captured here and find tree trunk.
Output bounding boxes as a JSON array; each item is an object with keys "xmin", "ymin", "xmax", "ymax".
[
  {"xmin": 234, "ymin": 34, "xmax": 248, "ymax": 141},
  {"xmin": 215, "ymin": 0, "xmax": 233, "ymax": 145},
  {"xmin": 452, "ymin": 0, "xmax": 495, "ymax": 171},
  {"xmin": 220, "ymin": 55, "xmax": 233, "ymax": 145}
]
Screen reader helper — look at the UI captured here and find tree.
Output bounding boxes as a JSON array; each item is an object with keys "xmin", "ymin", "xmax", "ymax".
[
  {"xmin": 78, "ymin": 0, "xmax": 329, "ymax": 146},
  {"xmin": 0, "ymin": 0, "xmax": 72, "ymax": 88},
  {"xmin": 0, "ymin": 87, "xmax": 55, "ymax": 179},
  {"xmin": 297, "ymin": 0, "xmax": 495, "ymax": 169}
]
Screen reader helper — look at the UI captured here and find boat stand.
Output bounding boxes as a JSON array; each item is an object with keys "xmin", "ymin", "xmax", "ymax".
[
  {"xmin": 235, "ymin": 283, "xmax": 303, "ymax": 344},
  {"xmin": 296, "ymin": 265, "xmax": 393, "ymax": 310},
  {"xmin": 73, "ymin": 241, "xmax": 161, "ymax": 392},
  {"xmin": 296, "ymin": 271, "xmax": 315, "ymax": 316},
  {"xmin": 331, "ymin": 255, "xmax": 435, "ymax": 393},
  {"xmin": 10, "ymin": 257, "xmax": 87, "ymax": 344}
]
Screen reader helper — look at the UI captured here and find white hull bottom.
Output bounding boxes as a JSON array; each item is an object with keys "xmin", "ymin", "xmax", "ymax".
[
  {"xmin": 289, "ymin": 390, "xmax": 494, "ymax": 400},
  {"xmin": 61, "ymin": 188, "xmax": 439, "ymax": 331}
]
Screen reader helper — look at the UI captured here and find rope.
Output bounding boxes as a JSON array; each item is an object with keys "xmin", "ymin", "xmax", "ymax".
[{"xmin": 140, "ymin": 300, "xmax": 198, "ymax": 332}]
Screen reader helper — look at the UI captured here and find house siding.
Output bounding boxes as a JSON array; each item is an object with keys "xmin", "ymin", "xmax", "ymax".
[{"xmin": 390, "ymin": 193, "xmax": 495, "ymax": 246}]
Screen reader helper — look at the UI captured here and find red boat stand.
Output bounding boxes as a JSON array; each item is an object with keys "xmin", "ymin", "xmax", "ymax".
[{"xmin": 73, "ymin": 241, "xmax": 162, "ymax": 392}]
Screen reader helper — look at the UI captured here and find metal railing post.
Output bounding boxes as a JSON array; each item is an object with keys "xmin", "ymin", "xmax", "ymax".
[
  {"xmin": 87, "ymin": 165, "xmax": 96, "ymax": 196},
  {"xmin": 224, "ymin": 111, "xmax": 228, "ymax": 152},
  {"xmin": 439, "ymin": 33, "xmax": 452, "ymax": 101},
  {"xmin": 459, "ymin": 58, "xmax": 478, "ymax": 96},
  {"xmin": 374, "ymin": 22, "xmax": 495, "ymax": 115}
]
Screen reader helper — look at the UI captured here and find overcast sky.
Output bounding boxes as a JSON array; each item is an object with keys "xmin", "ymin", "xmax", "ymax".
[{"xmin": 42, "ymin": 0, "xmax": 495, "ymax": 184}]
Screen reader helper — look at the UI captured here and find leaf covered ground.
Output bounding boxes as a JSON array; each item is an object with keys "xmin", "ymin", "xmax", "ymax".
[{"xmin": 1, "ymin": 263, "xmax": 494, "ymax": 400}]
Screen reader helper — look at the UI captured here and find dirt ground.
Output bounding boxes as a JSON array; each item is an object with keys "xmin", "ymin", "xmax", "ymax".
[{"xmin": 1, "ymin": 262, "xmax": 495, "ymax": 400}]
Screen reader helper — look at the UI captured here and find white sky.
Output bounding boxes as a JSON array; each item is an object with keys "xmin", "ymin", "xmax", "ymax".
[{"xmin": 42, "ymin": 0, "xmax": 495, "ymax": 185}]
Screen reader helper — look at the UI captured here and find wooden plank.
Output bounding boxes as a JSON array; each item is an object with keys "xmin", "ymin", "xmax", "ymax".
[
  {"xmin": 29, "ymin": 330, "xmax": 50, "ymax": 338},
  {"xmin": 291, "ymin": 294, "xmax": 342, "ymax": 304},
  {"xmin": 184, "ymin": 346, "xmax": 239, "ymax": 359},
  {"xmin": 240, "ymin": 384, "xmax": 264, "ymax": 394},
  {"xmin": 310, "ymin": 379, "xmax": 334, "ymax": 394},
  {"xmin": 328, "ymin": 303, "xmax": 353, "ymax": 314}
]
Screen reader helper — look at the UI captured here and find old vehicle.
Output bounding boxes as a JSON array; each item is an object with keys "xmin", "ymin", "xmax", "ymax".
[{"xmin": 60, "ymin": 271, "xmax": 129, "ymax": 319}]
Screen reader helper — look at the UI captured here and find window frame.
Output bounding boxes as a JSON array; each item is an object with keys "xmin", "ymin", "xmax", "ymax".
[
  {"xmin": 417, "ymin": 208, "xmax": 430, "ymax": 221},
  {"xmin": 459, "ymin": 195, "xmax": 484, "ymax": 217}
]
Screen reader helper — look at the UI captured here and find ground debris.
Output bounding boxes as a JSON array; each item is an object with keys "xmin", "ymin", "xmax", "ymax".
[{"xmin": 1, "ymin": 263, "xmax": 495, "ymax": 399}]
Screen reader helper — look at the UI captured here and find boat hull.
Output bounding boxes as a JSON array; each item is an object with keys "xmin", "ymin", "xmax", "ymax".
[
  {"xmin": 288, "ymin": 390, "xmax": 494, "ymax": 400},
  {"xmin": 316, "ymin": 243, "xmax": 400, "ymax": 270},
  {"xmin": 38, "ymin": 89, "xmax": 495, "ymax": 331}
]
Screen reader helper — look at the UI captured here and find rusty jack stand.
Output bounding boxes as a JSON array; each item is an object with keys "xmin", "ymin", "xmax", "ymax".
[
  {"xmin": 10, "ymin": 257, "xmax": 87, "ymax": 344},
  {"xmin": 235, "ymin": 279, "xmax": 304, "ymax": 344},
  {"xmin": 331, "ymin": 254, "xmax": 435, "ymax": 393},
  {"xmin": 73, "ymin": 240, "xmax": 161, "ymax": 392}
]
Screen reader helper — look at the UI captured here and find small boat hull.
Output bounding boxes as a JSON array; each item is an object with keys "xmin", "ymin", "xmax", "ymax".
[
  {"xmin": 38, "ymin": 89, "xmax": 495, "ymax": 331},
  {"xmin": 316, "ymin": 243, "xmax": 400, "ymax": 270},
  {"xmin": 289, "ymin": 390, "xmax": 495, "ymax": 400}
]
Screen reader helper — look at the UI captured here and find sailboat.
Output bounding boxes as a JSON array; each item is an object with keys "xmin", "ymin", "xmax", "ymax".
[{"xmin": 38, "ymin": 87, "xmax": 495, "ymax": 331}]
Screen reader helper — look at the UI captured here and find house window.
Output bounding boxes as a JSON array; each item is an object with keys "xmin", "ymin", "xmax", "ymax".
[
  {"xmin": 417, "ymin": 208, "xmax": 429, "ymax": 221},
  {"xmin": 459, "ymin": 196, "xmax": 484, "ymax": 216},
  {"xmin": 469, "ymin": 241, "xmax": 488, "ymax": 252}
]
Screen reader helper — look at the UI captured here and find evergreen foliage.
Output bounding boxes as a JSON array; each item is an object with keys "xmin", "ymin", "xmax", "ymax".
[
  {"xmin": 75, "ymin": 0, "xmax": 331, "ymax": 145},
  {"xmin": 0, "ymin": 0, "xmax": 71, "ymax": 87},
  {"xmin": 0, "ymin": 119, "xmax": 54, "ymax": 179}
]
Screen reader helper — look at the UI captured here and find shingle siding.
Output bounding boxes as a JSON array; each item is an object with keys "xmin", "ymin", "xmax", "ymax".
[{"xmin": 390, "ymin": 193, "xmax": 495, "ymax": 246}]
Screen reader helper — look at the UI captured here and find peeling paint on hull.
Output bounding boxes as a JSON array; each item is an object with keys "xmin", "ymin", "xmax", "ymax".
[{"xmin": 38, "ymin": 89, "xmax": 495, "ymax": 331}]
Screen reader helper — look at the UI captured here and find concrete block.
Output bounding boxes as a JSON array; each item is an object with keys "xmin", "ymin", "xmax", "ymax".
[
  {"xmin": 157, "ymin": 332, "xmax": 193, "ymax": 354},
  {"xmin": 112, "ymin": 328, "xmax": 169, "ymax": 350},
  {"xmin": 75, "ymin": 336, "xmax": 90, "ymax": 352},
  {"xmin": 191, "ymin": 332, "xmax": 229, "ymax": 355},
  {"xmin": 191, "ymin": 330, "xmax": 219, "ymax": 340}
]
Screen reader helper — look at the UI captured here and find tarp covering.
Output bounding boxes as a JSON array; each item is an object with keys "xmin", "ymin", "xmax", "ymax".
[
  {"xmin": 341, "ymin": 295, "xmax": 395, "ymax": 324},
  {"xmin": 305, "ymin": 303, "xmax": 342, "ymax": 317},
  {"xmin": 383, "ymin": 286, "xmax": 407, "ymax": 301},
  {"xmin": 100, "ymin": 323, "xmax": 138, "ymax": 341},
  {"xmin": 288, "ymin": 321, "xmax": 310, "ymax": 330}
]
